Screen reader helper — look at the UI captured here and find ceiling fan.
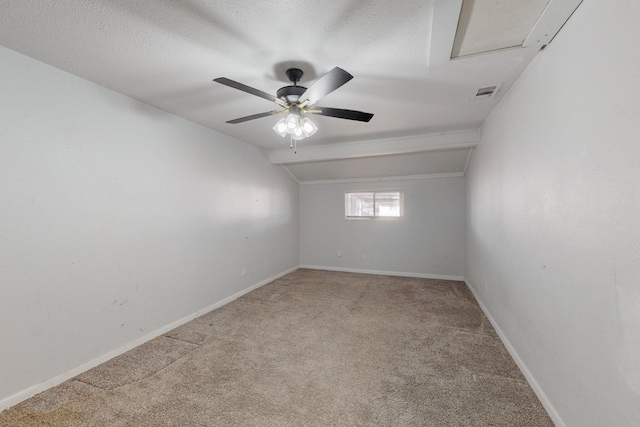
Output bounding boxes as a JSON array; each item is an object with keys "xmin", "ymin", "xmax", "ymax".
[{"xmin": 213, "ymin": 67, "xmax": 373, "ymax": 148}]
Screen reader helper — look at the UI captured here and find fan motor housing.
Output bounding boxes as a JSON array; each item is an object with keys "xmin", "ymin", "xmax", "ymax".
[{"xmin": 277, "ymin": 85, "xmax": 307, "ymax": 103}]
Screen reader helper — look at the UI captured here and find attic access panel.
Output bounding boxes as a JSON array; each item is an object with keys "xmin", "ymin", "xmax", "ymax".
[
  {"xmin": 452, "ymin": 0, "xmax": 550, "ymax": 58},
  {"xmin": 428, "ymin": 0, "xmax": 582, "ymax": 66}
]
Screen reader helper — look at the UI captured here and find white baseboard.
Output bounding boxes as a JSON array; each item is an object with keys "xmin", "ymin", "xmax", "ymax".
[
  {"xmin": 300, "ymin": 265, "xmax": 464, "ymax": 281},
  {"xmin": 464, "ymin": 278, "xmax": 565, "ymax": 427},
  {"xmin": 0, "ymin": 265, "xmax": 299, "ymax": 412}
]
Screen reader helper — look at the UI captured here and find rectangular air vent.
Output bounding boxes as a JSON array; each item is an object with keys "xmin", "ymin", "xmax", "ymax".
[
  {"xmin": 476, "ymin": 86, "xmax": 497, "ymax": 97},
  {"xmin": 471, "ymin": 83, "xmax": 501, "ymax": 102}
]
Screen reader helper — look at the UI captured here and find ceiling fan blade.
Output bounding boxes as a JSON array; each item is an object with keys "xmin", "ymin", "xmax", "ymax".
[
  {"xmin": 309, "ymin": 106, "xmax": 373, "ymax": 122},
  {"xmin": 298, "ymin": 67, "xmax": 353, "ymax": 106},
  {"xmin": 225, "ymin": 110, "xmax": 285, "ymax": 124},
  {"xmin": 214, "ymin": 77, "xmax": 287, "ymax": 107}
]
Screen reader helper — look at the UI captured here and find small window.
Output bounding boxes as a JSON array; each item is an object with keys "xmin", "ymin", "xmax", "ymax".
[{"xmin": 345, "ymin": 191, "xmax": 403, "ymax": 219}]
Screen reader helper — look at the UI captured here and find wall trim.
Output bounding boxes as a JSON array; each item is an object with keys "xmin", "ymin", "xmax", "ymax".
[
  {"xmin": 0, "ymin": 265, "xmax": 300, "ymax": 412},
  {"xmin": 300, "ymin": 265, "xmax": 464, "ymax": 281},
  {"xmin": 463, "ymin": 278, "xmax": 565, "ymax": 427}
]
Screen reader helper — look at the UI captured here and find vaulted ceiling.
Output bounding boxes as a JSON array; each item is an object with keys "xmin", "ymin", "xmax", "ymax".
[{"xmin": 0, "ymin": 0, "xmax": 581, "ymax": 182}]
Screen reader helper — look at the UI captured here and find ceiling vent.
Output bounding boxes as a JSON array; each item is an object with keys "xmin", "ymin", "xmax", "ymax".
[{"xmin": 471, "ymin": 83, "xmax": 501, "ymax": 101}]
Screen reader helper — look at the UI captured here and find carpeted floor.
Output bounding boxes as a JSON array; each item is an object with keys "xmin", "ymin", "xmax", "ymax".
[{"xmin": 0, "ymin": 269, "xmax": 554, "ymax": 426}]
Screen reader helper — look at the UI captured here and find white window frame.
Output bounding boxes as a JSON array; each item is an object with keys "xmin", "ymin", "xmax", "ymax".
[{"xmin": 344, "ymin": 190, "xmax": 404, "ymax": 220}]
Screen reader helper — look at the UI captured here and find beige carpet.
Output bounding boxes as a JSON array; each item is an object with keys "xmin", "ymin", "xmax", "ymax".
[{"xmin": 0, "ymin": 269, "xmax": 553, "ymax": 426}]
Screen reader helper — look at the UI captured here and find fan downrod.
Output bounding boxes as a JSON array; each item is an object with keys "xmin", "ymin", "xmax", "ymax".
[{"xmin": 278, "ymin": 68, "xmax": 307, "ymax": 103}]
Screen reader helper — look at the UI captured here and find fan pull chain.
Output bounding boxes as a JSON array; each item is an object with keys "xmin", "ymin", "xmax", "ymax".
[{"xmin": 289, "ymin": 135, "xmax": 297, "ymax": 153}]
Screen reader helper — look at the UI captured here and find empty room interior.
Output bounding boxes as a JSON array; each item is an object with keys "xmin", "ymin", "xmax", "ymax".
[{"xmin": 1, "ymin": 1, "xmax": 639, "ymax": 426}]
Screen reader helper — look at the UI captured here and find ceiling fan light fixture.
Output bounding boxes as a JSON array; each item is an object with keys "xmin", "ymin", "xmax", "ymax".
[
  {"xmin": 273, "ymin": 117, "xmax": 288, "ymax": 137},
  {"xmin": 292, "ymin": 126, "xmax": 306, "ymax": 140},
  {"xmin": 285, "ymin": 113, "xmax": 299, "ymax": 132},
  {"xmin": 274, "ymin": 113, "xmax": 317, "ymax": 141},
  {"xmin": 300, "ymin": 117, "xmax": 318, "ymax": 137}
]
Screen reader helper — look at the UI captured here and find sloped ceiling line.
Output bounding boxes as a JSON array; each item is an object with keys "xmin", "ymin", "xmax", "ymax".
[
  {"xmin": 268, "ymin": 129, "xmax": 479, "ymax": 165},
  {"xmin": 275, "ymin": 130, "xmax": 478, "ymax": 183}
]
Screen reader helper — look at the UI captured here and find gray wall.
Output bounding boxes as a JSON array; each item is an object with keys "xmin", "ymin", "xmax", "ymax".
[
  {"xmin": 300, "ymin": 177, "xmax": 465, "ymax": 279},
  {"xmin": 0, "ymin": 45, "xmax": 299, "ymax": 408},
  {"xmin": 465, "ymin": 1, "xmax": 640, "ymax": 425}
]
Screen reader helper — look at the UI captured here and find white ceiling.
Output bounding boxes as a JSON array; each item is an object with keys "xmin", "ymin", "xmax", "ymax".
[{"xmin": 0, "ymin": 0, "xmax": 581, "ymax": 182}]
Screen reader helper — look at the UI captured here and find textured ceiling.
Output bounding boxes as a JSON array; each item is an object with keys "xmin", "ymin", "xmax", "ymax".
[{"xmin": 0, "ymin": 0, "xmax": 580, "ymax": 180}]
